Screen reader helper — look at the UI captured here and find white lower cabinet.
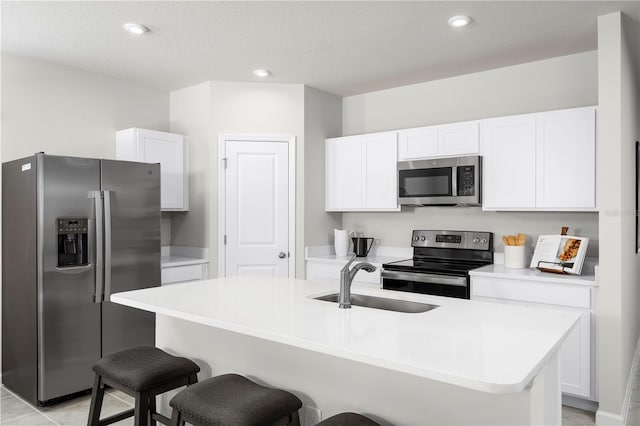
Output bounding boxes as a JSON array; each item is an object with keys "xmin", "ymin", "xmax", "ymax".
[
  {"xmin": 161, "ymin": 263, "xmax": 208, "ymax": 285},
  {"xmin": 471, "ymin": 276, "xmax": 595, "ymax": 400}
]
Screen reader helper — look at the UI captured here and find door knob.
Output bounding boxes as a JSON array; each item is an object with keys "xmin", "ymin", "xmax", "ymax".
[{"xmin": 278, "ymin": 252, "xmax": 287, "ymax": 259}]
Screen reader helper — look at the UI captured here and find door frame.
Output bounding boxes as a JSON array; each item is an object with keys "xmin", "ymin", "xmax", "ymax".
[{"xmin": 217, "ymin": 134, "xmax": 296, "ymax": 278}]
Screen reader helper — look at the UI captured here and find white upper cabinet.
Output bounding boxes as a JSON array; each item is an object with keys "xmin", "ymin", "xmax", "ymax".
[
  {"xmin": 326, "ymin": 132, "xmax": 399, "ymax": 212},
  {"xmin": 398, "ymin": 121, "xmax": 479, "ymax": 161},
  {"xmin": 438, "ymin": 121, "xmax": 480, "ymax": 156},
  {"xmin": 116, "ymin": 128, "xmax": 189, "ymax": 211},
  {"xmin": 535, "ymin": 108, "xmax": 596, "ymax": 209},
  {"xmin": 481, "ymin": 114, "xmax": 537, "ymax": 209},
  {"xmin": 481, "ymin": 106, "xmax": 596, "ymax": 211},
  {"xmin": 398, "ymin": 126, "xmax": 438, "ymax": 160}
]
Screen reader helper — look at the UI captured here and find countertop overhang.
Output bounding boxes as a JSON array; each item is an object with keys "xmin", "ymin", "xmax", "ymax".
[{"xmin": 111, "ymin": 276, "xmax": 578, "ymax": 394}]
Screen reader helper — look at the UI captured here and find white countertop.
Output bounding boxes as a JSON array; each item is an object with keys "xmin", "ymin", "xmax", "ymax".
[
  {"xmin": 161, "ymin": 256, "xmax": 208, "ymax": 268},
  {"xmin": 161, "ymin": 246, "xmax": 208, "ymax": 268},
  {"xmin": 470, "ymin": 264, "xmax": 597, "ymax": 286},
  {"xmin": 111, "ymin": 276, "xmax": 578, "ymax": 394},
  {"xmin": 305, "ymin": 245, "xmax": 410, "ymax": 266}
]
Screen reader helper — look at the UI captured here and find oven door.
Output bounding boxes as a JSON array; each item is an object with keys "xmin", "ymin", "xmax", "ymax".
[{"xmin": 381, "ymin": 269, "xmax": 470, "ymax": 299}]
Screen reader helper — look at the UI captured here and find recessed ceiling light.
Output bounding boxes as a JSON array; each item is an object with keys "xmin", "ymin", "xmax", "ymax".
[
  {"xmin": 253, "ymin": 69, "xmax": 271, "ymax": 78},
  {"xmin": 123, "ymin": 23, "xmax": 150, "ymax": 35},
  {"xmin": 448, "ymin": 15, "xmax": 472, "ymax": 28}
]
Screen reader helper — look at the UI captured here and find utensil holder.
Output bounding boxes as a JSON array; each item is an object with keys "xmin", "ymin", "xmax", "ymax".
[{"xmin": 504, "ymin": 246, "xmax": 527, "ymax": 268}]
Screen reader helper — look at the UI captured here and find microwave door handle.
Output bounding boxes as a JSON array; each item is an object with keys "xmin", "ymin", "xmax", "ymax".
[{"xmin": 451, "ymin": 166, "xmax": 458, "ymax": 196}]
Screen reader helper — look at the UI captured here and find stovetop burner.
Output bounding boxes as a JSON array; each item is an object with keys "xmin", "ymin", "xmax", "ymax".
[{"xmin": 381, "ymin": 230, "xmax": 494, "ymax": 300}]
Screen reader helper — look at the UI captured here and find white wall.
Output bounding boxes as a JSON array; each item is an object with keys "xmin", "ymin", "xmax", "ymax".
[
  {"xmin": 596, "ymin": 11, "xmax": 640, "ymax": 423},
  {"xmin": 1, "ymin": 54, "xmax": 174, "ymax": 245},
  {"xmin": 1, "ymin": 54, "xmax": 169, "ymax": 162},
  {"xmin": 340, "ymin": 51, "xmax": 599, "ymax": 256}
]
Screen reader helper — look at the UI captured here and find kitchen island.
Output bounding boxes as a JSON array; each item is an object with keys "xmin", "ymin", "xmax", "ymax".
[{"xmin": 111, "ymin": 276, "xmax": 578, "ymax": 425}]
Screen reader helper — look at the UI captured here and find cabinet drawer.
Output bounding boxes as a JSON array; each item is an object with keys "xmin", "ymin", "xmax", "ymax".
[
  {"xmin": 162, "ymin": 264, "xmax": 206, "ymax": 284},
  {"xmin": 471, "ymin": 277, "xmax": 591, "ymax": 308}
]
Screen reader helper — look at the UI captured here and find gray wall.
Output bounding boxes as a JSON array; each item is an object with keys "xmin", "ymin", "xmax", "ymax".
[
  {"xmin": 596, "ymin": 11, "xmax": 640, "ymax": 421},
  {"xmin": 341, "ymin": 51, "xmax": 599, "ymax": 255},
  {"xmin": 170, "ymin": 82, "xmax": 308, "ymax": 276},
  {"xmin": 303, "ymin": 86, "xmax": 343, "ymax": 247},
  {"xmin": 169, "ymin": 82, "xmax": 344, "ymax": 278},
  {"xmin": 1, "ymin": 54, "xmax": 173, "ymax": 246}
]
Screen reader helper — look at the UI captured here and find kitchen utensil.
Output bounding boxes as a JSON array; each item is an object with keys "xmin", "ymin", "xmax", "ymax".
[
  {"xmin": 507, "ymin": 235, "xmax": 517, "ymax": 246},
  {"xmin": 352, "ymin": 237, "xmax": 374, "ymax": 257},
  {"xmin": 516, "ymin": 233, "xmax": 526, "ymax": 246},
  {"xmin": 334, "ymin": 229, "xmax": 351, "ymax": 257}
]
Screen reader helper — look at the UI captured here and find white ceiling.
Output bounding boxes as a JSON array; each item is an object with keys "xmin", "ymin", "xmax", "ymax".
[{"xmin": 2, "ymin": 1, "xmax": 639, "ymax": 97}]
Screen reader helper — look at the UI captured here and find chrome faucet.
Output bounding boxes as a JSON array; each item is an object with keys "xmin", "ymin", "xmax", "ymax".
[{"xmin": 338, "ymin": 254, "xmax": 377, "ymax": 309}]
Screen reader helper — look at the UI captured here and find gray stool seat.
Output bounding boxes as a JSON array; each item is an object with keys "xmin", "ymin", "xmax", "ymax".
[
  {"xmin": 88, "ymin": 346, "xmax": 200, "ymax": 426},
  {"xmin": 317, "ymin": 413, "xmax": 381, "ymax": 426},
  {"xmin": 169, "ymin": 374, "xmax": 302, "ymax": 426},
  {"xmin": 93, "ymin": 346, "xmax": 200, "ymax": 392}
]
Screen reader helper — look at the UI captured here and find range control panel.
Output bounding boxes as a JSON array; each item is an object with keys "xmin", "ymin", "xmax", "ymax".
[{"xmin": 411, "ymin": 230, "xmax": 492, "ymax": 251}]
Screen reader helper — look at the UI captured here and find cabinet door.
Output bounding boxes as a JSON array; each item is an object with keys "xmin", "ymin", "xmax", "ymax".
[
  {"xmin": 138, "ymin": 131, "xmax": 187, "ymax": 210},
  {"xmin": 398, "ymin": 126, "xmax": 438, "ymax": 160},
  {"xmin": 438, "ymin": 121, "xmax": 480, "ymax": 156},
  {"xmin": 326, "ymin": 136, "xmax": 363, "ymax": 210},
  {"xmin": 536, "ymin": 107, "xmax": 596, "ymax": 209},
  {"xmin": 116, "ymin": 128, "xmax": 188, "ymax": 211},
  {"xmin": 362, "ymin": 132, "xmax": 398, "ymax": 209},
  {"xmin": 481, "ymin": 115, "xmax": 537, "ymax": 210},
  {"xmin": 560, "ymin": 310, "xmax": 592, "ymax": 397}
]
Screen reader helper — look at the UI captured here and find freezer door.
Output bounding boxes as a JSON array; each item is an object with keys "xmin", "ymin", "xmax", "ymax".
[
  {"xmin": 100, "ymin": 160, "xmax": 160, "ymax": 356},
  {"xmin": 39, "ymin": 155, "xmax": 102, "ymax": 402}
]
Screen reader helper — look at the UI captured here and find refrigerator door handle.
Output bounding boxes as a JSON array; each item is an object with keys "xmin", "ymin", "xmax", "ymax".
[
  {"xmin": 93, "ymin": 190, "xmax": 104, "ymax": 303},
  {"xmin": 103, "ymin": 190, "xmax": 112, "ymax": 301}
]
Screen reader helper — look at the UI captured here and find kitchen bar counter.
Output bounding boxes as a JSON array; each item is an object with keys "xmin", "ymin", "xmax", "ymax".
[{"xmin": 112, "ymin": 276, "xmax": 577, "ymax": 394}]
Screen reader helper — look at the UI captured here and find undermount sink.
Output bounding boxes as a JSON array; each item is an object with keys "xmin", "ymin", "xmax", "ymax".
[{"xmin": 314, "ymin": 293, "xmax": 438, "ymax": 313}]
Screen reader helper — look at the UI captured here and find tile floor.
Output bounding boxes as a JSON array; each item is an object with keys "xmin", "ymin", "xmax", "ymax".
[
  {"xmin": 0, "ymin": 382, "xmax": 599, "ymax": 426},
  {"xmin": 0, "ymin": 386, "xmax": 134, "ymax": 426}
]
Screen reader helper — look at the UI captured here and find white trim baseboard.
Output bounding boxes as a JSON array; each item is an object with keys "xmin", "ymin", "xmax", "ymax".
[{"xmin": 596, "ymin": 335, "xmax": 640, "ymax": 425}]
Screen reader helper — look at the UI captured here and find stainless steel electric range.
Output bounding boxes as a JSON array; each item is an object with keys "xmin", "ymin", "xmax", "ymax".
[{"xmin": 381, "ymin": 230, "xmax": 493, "ymax": 299}]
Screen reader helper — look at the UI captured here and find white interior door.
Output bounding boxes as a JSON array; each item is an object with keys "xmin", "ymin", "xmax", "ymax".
[{"xmin": 224, "ymin": 140, "xmax": 289, "ymax": 277}]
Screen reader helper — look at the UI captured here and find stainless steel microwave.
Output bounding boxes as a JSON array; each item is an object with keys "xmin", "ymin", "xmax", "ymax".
[{"xmin": 398, "ymin": 155, "xmax": 481, "ymax": 206}]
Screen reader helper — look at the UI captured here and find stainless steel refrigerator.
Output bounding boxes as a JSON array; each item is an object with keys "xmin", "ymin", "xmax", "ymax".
[{"xmin": 2, "ymin": 153, "xmax": 160, "ymax": 405}]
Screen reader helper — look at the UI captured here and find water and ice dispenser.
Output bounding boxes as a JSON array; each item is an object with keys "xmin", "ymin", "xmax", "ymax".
[{"xmin": 57, "ymin": 218, "xmax": 88, "ymax": 267}]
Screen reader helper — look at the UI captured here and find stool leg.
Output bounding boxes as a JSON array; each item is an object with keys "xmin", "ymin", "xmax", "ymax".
[
  {"xmin": 148, "ymin": 394, "xmax": 156, "ymax": 426},
  {"xmin": 134, "ymin": 391, "xmax": 149, "ymax": 426},
  {"xmin": 290, "ymin": 410, "xmax": 301, "ymax": 426},
  {"xmin": 87, "ymin": 374, "xmax": 105, "ymax": 426},
  {"xmin": 170, "ymin": 408, "xmax": 183, "ymax": 426}
]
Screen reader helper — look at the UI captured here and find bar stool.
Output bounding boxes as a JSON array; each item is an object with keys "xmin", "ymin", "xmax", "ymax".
[
  {"xmin": 317, "ymin": 412, "xmax": 381, "ymax": 426},
  {"xmin": 169, "ymin": 374, "xmax": 302, "ymax": 426},
  {"xmin": 87, "ymin": 346, "xmax": 200, "ymax": 426}
]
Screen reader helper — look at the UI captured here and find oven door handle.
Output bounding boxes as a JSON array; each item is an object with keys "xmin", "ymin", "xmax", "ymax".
[{"xmin": 381, "ymin": 270, "xmax": 467, "ymax": 287}]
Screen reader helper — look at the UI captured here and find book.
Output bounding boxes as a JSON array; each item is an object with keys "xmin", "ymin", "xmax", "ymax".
[{"xmin": 529, "ymin": 235, "xmax": 589, "ymax": 275}]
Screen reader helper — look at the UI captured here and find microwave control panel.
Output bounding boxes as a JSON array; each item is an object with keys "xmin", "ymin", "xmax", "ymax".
[{"xmin": 457, "ymin": 166, "xmax": 475, "ymax": 196}]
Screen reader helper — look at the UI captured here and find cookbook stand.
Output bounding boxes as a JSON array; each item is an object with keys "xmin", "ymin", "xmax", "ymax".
[{"xmin": 535, "ymin": 261, "xmax": 570, "ymax": 275}]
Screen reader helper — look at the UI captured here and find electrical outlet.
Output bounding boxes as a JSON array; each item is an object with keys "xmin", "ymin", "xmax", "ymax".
[{"xmin": 304, "ymin": 405, "xmax": 322, "ymax": 425}]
